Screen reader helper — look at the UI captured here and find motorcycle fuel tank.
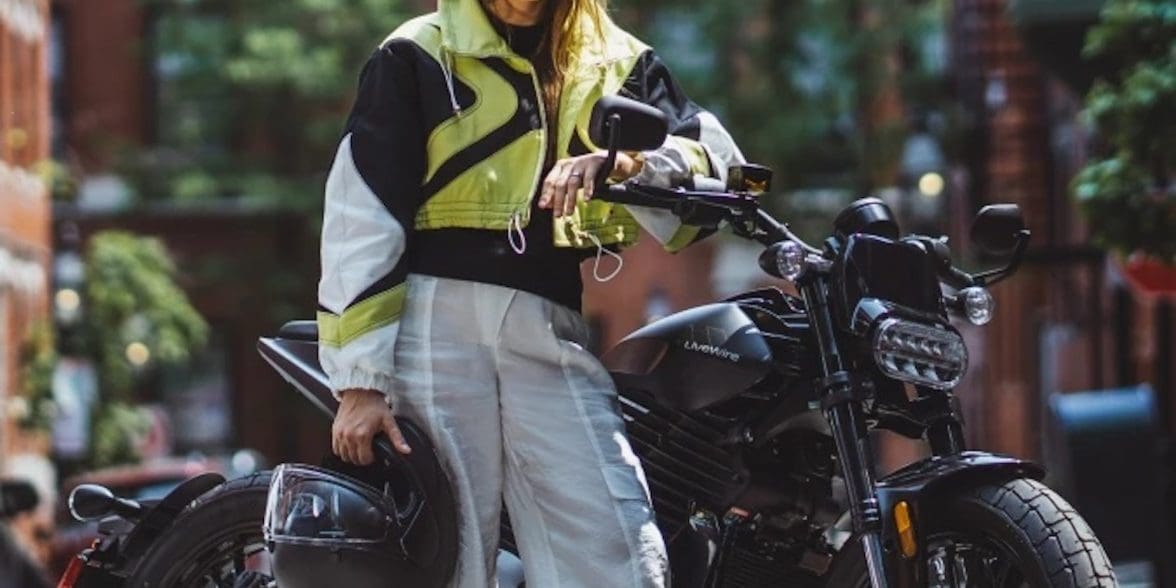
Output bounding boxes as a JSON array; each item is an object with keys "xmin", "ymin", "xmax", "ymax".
[{"xmin": 602, "ymin": 303, "xmax": 774, "ymax": 412}]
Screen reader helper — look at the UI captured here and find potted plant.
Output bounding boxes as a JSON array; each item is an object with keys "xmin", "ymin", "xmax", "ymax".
[{"xmin": 1072, "ymin": 0, "xmax": 1175, "ymax": 294}]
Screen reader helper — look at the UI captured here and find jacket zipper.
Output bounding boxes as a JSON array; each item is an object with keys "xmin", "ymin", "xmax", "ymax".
[
  {"xmin": 445, "ymin": 50, "xmax": 548, "ymax": 231},
  {"xmin": 521, "ymin": 61, "xmax": 547, "ymax": 228}
]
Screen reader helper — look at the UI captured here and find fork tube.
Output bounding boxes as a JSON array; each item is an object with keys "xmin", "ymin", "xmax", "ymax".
[
  {"xmin": 800, "ymin": 276, "xmax": 890, "ymax": 588},
  {"xmin": 927, "ymin": 418, "xmax": 966, "ymax": 456}
]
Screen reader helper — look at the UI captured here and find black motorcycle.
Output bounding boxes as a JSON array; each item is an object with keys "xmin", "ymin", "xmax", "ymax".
[{"xmin": 59, "ymin": 96, "xmax": 1116, "ymax": 588}]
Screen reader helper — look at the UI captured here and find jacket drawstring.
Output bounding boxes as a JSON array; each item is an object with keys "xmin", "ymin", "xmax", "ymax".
[
  {"xmin": 441, "ymin": 47, "xmax": 462, "ymax": 117},
  {"xmin": 508, "ymin": 211, "xmax": 527, "ymax": 255},
  {"xmin": 582, "ymin": 231, "xmax": 624, "ymax": 283}
]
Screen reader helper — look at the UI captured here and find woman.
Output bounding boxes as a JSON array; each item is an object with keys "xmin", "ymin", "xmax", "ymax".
[{"xmin": 318, "ymin": 0, "xmax": 744, "ymax": 585}]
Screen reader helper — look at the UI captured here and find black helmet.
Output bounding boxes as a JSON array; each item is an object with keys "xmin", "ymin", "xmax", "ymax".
[{"xmin": 264, "ymin": 418, "xmax": 458, "ymax": 588}]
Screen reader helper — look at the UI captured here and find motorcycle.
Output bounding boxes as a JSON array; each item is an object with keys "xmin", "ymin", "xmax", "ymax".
[{"xmin": 58, "ymin": 96, "xmax": 1117, "ymax": 587}]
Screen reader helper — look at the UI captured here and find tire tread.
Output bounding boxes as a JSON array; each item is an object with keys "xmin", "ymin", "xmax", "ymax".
[{"xmin": 967, "ymin": 478, "xmax": 1117, "ymax": 588}]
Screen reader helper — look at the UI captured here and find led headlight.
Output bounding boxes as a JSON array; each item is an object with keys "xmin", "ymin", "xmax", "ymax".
[{"xmin": 873, "ymin": 318, "xmax": 968, "ymax": 389}]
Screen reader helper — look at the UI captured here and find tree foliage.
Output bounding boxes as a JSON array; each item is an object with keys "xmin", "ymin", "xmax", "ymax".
[
  {"xmin": 83, "ymin": 232, "xmax": 209, "ymax": 467},
  {"xmin": 18, "ymin": 232, "xmax": 209, "ymax": 468},
  {"xmin": 1073, "ymin": 0, "xmax": 1176, "ymax": 260},
  {"xmin": 17, "ymin": 321, "xmax": 57, "ymax": 432},
  {"xmin": 617, "ymin": 0, "xmax": 952, "ymax": 195},
  {"xmin": 123, "ymin": 0, "xmax": 413, "ymax": 209},
  {"xmin": 84, "ymin": 232, "xmax": 209, "ymax": 400}
]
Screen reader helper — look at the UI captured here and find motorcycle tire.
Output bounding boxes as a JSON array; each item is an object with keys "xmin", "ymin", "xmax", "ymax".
[
  {"xmin": 824, "ymin": 478, "xmax": 1117, "ymax": 587},
  {"xmin": 127, "ymin": 471, "xmax": 273, "ymax": 588}
]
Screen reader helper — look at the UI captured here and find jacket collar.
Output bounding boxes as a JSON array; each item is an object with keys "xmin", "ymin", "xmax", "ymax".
[{"xmin": 438, "ymin": 0, "xmax": 513, "ymax": 57}]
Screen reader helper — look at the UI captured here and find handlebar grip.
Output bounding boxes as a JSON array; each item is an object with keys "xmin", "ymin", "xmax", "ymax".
[
  {"xmin": 687, "ymin": 175, "xmax": 727, "ymax": 192},
  {"xmin": 372, "ymin": 435, "xmax": 401, "ymax": 463},
  {"xmin": 595, "ymin": 184, "xmax": 669, "ymax": 208}
]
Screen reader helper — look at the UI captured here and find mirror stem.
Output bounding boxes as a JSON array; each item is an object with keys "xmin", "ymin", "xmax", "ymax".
[
  {"xmin": 971, "ymin": 230, "xmax": 1032, "ymax": 287},
  {"xmin": 596, "ymin": 113, "xmax": 622, "ymax": 196},
  {"xmin": 114, "ymin": 496, "xmax": 145, "ymax": 519}
]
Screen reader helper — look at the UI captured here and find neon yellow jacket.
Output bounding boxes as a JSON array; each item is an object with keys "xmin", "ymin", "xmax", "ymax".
[{"xmin": 317, "ymin": 0, "xmax": 745, "ymax": 395}]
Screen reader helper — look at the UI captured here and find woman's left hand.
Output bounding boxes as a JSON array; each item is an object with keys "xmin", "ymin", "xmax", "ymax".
[{"xmin": 539, "ymin": 151, "xmax": 642, "ymax": 218}]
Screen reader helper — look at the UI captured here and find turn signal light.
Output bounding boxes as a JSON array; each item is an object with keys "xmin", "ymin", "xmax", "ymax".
[{"xmin": 894, "ymin": 501, "xmax": 917, "ymax": 560}]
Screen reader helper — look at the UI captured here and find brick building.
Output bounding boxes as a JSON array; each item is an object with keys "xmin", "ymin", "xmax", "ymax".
[
  {"xmin": 0, "ymin": 0, "xmax": 52, "ymax": 456},
  {"xmin": 1, "ymin": 0, "xmax": 55, "ymax": 567}
]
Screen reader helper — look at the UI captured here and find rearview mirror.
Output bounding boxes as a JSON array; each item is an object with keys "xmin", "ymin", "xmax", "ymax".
[
  {"xmin": 971, "ymin": 204, "xmax": 1026, "ymax": 256},
  {"xmin": 68, "ymin": 484, "xmax": 142, "ymax": 521},
  {"xmin": 68, "ymin": 484, "xmax": 117, "ymax": 521},
  {"xmin": 589, "ymin": 96, "xmax": 668, "ymax": 152}
]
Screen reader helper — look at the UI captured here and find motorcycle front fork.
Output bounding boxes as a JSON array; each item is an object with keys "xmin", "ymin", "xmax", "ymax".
[{"xmin": 800, "ymin": 277, "xmax": 890, "ymax": 587}]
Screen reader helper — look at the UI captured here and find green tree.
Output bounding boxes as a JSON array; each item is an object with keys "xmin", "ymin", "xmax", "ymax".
[
  {"xmin": 86, "ymin": 232, "xmax": 209, "ymax": 467},
  {"xmin": 84, "ymin": 232, "xmax": 209, "ymax": 401},
  {"xmin": 1072, "ymin": 0, "xmax": 1176, "ymax": 260},
  {"xmin": 18, "ymin": 232, "xmax": 209, "ymax": 468},
  {"xmin": 123, "ymin": 0, "xmax": 413, "ymax": 210},
  {"xmin": 616, "ymin": 0, "xmax": 952, "ymax": 194}
]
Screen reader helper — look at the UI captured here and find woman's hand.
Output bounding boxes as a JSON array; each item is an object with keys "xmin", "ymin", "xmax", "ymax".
[
  {"xmin": 332, "ymin": 389, "xmax": 411, "ymax": 464},
  {"xmin": 539, "ymin": 151, "xmax": 643, "ymax": 218}
]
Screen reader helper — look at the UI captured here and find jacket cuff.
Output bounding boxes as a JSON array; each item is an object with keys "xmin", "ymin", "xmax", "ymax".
[
  {"xmin": 330, "ymin": 368, "xmax": 397, "ymax": 408},
  {"xmin": 633, "ymin": 144, "xmax": 693, "ymax": 188}
]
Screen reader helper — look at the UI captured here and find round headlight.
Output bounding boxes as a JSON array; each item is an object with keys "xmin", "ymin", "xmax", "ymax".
[
  {"xmin": 775, "ymin": 240, "xmax": 806, "ymax": 281},
  {"xmin": 961, "ymin": 287, "xmax": 995, "ymax": 326}
]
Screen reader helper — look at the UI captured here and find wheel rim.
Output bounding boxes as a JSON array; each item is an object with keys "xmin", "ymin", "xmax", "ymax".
[
  {"xmin": 926, "ymin": 533, "xmax": 1030, "ymax": 588},
  {"xmin": 171, "ymin": 529, "xmax": 272, "ymax": 588}
]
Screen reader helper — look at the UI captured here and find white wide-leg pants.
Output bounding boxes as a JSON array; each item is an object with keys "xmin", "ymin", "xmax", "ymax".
[{"xmin": 393, "ymin": 274, "xmax": 669, "ymax": 588}]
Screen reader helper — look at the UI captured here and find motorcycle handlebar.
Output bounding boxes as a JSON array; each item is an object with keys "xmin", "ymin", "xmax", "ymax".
[
  {"xmin": 596, "ymin": 180, "xmax": 994, "ymax": 300},
  {"xmin": 596, "ymin": 182, "xmax": 816, "ymax": 251}
]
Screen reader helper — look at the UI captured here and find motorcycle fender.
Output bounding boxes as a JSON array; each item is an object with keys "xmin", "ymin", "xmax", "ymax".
[
  {"xmin": 120, "ymin": 472, "xmax": 227, "ymax": 560},
  {"xmin": 874, "ymin": 451, "xmax": 1044, "ymax": 587}
]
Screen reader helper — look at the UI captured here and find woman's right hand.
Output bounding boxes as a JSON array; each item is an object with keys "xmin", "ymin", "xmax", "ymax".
[{"xmin": 332, "ymin": 389, "xmax": 412, "ymax": 464}]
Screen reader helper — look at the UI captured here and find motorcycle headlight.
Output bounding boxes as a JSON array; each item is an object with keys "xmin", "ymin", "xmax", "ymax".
[{"xmin": 873, "ymin": 318, "xmax": 967, "ymax": 390}]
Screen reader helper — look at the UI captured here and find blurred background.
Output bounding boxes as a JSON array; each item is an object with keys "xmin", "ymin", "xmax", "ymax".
[{"xmin": 0, "ymin": 0, "xmax": 1172, "ymax": 584}]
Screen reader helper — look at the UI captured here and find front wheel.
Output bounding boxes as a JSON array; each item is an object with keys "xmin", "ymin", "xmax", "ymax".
[{"xmin": 825, "ymin": 478, "xmax": 1117, "ymax": 587}]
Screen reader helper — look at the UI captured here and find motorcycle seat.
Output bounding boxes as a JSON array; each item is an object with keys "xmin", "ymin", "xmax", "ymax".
[{"xmin": 277, "ymin": 320, "xmax": 318, "ymax": 342}]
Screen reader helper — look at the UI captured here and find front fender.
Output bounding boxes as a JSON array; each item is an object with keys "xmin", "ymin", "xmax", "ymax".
[{"xmin": 875, "ymin": 451, "xmax": 1044, "ymax": 586}]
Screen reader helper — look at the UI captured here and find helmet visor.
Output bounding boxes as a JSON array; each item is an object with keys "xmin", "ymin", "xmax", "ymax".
[{"xmin": 264, "ymin": 463, "xmax": 394, "ymax": 549}]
